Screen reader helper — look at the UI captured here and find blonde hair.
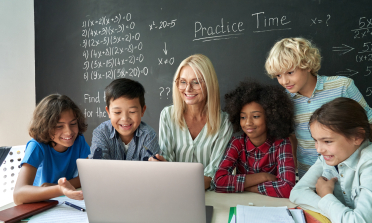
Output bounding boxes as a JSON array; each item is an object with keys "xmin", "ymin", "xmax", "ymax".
[
  {"xmin": 172, "ymin": 54, "xmax": 221, "ymax": 135},
  {"xmin": 265, "ymin": 37, "xmax": 321, "ymax": 78}
]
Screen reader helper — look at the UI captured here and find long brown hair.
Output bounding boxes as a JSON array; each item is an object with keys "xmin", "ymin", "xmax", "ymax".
[
  {"xmin": 309, "ymin": 97, "xmax": 371, "ymax": 142},
  {"xmin": 29, "ymin": 94, "xmax": 87, "ymax": 147}
]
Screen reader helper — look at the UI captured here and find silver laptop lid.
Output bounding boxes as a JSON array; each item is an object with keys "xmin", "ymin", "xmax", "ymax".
[{"xmin": 77, "ymin": 159, "xmax": 206, "ymax": 223}]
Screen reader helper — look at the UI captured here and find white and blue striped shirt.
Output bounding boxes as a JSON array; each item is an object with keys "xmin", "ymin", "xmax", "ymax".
[{"xmin": 159, "ymin": 106, "xmax": 233, "ymax": 179}]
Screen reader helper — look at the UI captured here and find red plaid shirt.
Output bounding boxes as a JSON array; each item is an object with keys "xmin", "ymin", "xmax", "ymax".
[{"xmin": 214, "ymin": 134, "xmax": 295, "ymax": 198}]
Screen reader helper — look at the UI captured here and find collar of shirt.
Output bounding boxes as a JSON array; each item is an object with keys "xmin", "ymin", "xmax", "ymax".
[
  {"xmin": 288, "ymin": 75, "xmax": 325, "ymax": 98},
  {"xmin": 340, "ymin": 140, "xmax": 371, "ymax": 171},
  {"xmin": 245, "ymin": 135, "xmax": 273, "ymax": 153},
  {"xmin": 109, "ymin": 122, "xmax": 145, "ymax": 140}
]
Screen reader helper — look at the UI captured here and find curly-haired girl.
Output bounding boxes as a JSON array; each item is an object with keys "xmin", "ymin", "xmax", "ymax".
[
  {"xmin": 214, "ymin": 80, "xmax": 296, "ymax": 198},
  {"xmin": 14, "ymin": 94, "xmax": 90, "ymax": 204}
]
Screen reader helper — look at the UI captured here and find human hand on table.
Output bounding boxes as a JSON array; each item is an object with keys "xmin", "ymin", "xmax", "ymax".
[{"xmin": 58, "ymin": 177, "xmax": 84, "ymax": 200}]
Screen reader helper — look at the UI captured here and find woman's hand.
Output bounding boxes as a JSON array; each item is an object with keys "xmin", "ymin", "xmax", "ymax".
[
  {"xmin": 148, "ymin": 154, "xmax": 167, "ymax": 162},
  {"xmin": 316, "ymin": 176, "xmax": 337, "ymax": 198},
  {"xmin": 58, "ymin": 178, "xmax": 84, "ymax": 200}
]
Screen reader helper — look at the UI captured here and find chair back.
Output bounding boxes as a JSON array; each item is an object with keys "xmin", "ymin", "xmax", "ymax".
[{"xmin": 0, "ymin": 145, "xmax": 26, "ymax": 206}]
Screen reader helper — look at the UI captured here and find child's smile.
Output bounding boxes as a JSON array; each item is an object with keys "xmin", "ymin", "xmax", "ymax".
[
  {"xmin": 106, "ymin": 96, "xmax": 146, "ymax": 145},
  {"xmin": 51, "ymin": 109, "xmax": 79, "ymax": 152},
  {"xmin": 310, "ymin": 121, "xmax": 361, "ymax": 166},
  {"xmin": 240, "ymin": 101, "xmax": 267, "ymax": 147}
]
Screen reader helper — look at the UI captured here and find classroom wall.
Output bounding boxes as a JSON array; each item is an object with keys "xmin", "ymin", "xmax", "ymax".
[{"xmin": 0, "ymin": 1, "xmax": 35, "ymax": 146}]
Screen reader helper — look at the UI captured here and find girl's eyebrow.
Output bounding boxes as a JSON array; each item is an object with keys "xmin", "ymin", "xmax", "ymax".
[
  {"xmin": 319, "ymin": 137, "xmax": 333, "ymax": 140},
  {"xmin": 251, "ymin": 111, "xmax": 262, "ymax": 113}
]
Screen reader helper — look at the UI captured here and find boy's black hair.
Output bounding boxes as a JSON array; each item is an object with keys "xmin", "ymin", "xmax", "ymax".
[
  {"xmin": 224, "ymin": 79, "xmax": 295, "ymax": 139},
  {"xmin": 105, "ymin": 78, "xmax": 145, "ymax": 109}
]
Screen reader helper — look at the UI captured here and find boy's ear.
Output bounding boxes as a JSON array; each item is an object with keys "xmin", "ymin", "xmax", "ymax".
[
  {"xmin": 141, "ymin": 105, "xmax": 147, "ymax": 117},
  {"xmin": 105, "ymin": 106, "xmax": 111, "ymax": 118}
]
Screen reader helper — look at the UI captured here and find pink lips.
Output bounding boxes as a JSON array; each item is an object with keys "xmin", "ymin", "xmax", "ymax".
[
  {"xmin": 285, "ymin": 85, "xmax": 294, "ymax": 90},
  {"xmin": 323, "ymin": 155, "xmax": 334, "ymax": 161},
  {"xmin": 119, "ymin": 124, "xmax": 132, "ymax": 130}
]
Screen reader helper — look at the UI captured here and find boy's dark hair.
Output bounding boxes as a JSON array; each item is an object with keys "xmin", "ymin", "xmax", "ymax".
[
  {"xmin": 224, "ymin": 80, "xmax": 294, "ymax": 139},
  {"xmin": 105, "ymin": 78, "xmax": 145, "ymax": 109},
  {"xmin": 29, "ymin": 94, "xmax": 87, "ymax": 147},
  {"xmin": 309, "ymin": 97, "xmax": 372, "ymax": 142}
]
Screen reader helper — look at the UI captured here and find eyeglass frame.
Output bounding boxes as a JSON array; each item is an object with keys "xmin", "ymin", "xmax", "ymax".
[{"xmin": 174, "ymin": 78, "xmax": 205, "ymax": 90}]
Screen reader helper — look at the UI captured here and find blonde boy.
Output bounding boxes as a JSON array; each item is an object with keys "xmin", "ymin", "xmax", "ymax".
[{"xmin": 265, "ymin": 37, "xmax": 372, "ymax": 178}]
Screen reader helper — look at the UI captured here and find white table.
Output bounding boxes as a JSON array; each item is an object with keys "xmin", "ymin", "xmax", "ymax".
[
  {"xmin": 205, "ymin": 191, "xmax": 296, "ymax": 223},
  {"xmin": 0, "ymin": 191, "xmax": 296, "ymax": 223}
]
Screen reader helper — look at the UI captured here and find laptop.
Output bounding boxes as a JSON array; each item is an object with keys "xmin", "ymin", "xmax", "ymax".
[{"xmin": 77, "ymin": 159, "xmax": 209, "ymax": 223}]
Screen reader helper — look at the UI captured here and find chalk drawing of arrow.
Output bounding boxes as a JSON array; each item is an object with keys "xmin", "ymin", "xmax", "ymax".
[
  {"xmin": 332, "ymin": 44, "xmax": 355, "ymax": 55},
  {"xmin": 367, "ymin": 87, "xmax": 372, "ymax": 96},
  {"xmin": 163, "ymin": 42, "xmax": 167, "ymax": 55},
  {"xmin": 336, "ymin": 69, "xmax": 358, "ymax": 77}
]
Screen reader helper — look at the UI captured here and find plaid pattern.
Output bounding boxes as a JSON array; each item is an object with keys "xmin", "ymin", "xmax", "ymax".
[
  {"xmin": 89, "ymin": 120, "xmax": 160, "ymax": 161},
  {"xmin": 214, "ymin": 134, "xmax": 296, "ymax": 198},
  {"xmin": 289, "ymin": 76, "xmax": 372, "ymax": 178}
]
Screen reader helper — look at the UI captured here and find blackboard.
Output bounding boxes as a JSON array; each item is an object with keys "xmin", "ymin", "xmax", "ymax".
[{"xmin": 35, "ymin": 0, "xmax": 372, "ymax": 145}]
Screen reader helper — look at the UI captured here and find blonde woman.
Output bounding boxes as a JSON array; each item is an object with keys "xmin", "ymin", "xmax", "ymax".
[{"xmin": 149, "ymin": 54, "xmax": 233, "ymax": 190}]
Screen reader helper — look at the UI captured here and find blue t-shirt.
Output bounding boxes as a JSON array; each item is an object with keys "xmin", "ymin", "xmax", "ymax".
[{"xmin": 21, "ymin": 134, "xmax": 90, "ymax": 186}]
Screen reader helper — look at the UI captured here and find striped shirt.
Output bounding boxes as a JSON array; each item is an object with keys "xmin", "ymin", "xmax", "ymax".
[
  {"xmin": 89, "ymin": 120, "xmax": 160, "ymax": 161},
  {"xmin": 214, "ymin": 135, "xmax": 295, "ymax": 198},
  {"xmin": 289, "ymin": 75, "xmax": 372, "ymax": 178},
  {"xmin": 159, "ymin": 106, "xmax": 233, "ymax": 179}
]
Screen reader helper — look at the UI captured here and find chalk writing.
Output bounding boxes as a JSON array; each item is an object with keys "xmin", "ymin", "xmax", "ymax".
[
  {"xmin": 367, "ymin": 87, "xmax": 372, "ymax": 96},
  {"xmin": 356, "ymin": 54, "xmax": 372, "ymax": 62},
  {"xmin": 159, "ymin": 87, "xmax": 171, "ymax": 99},
  {"xmin": 359, "ymin": 42, "xmax": 372, "ymax": 54},
  {"xmin": 336, "ymin": 69, "xmax": 358, "ymax": 77},
  {"xmin": 149, "ymin": 19, "xmax": 177, "ymax": 30},
  {"xmin": 252, "ymin": 12, "xmax": 291, "ymax": 33},
  {"xmin": 310, "ymin": 14, "xmax": 331, "ymax": 26},
  {"xmin": 352, "ymin": 17, "xmax": 372, "ymax": 39},
  {"xmin": 366, "ymin": 66, "xmax": 372, "ymax": 76},
  {"xmin": 193, "ymin": 18, "xmax": 244, "ymax": 42},
  {"xmin": 332, "ymin": 44, "xmax": 355, "ymax": 55}
]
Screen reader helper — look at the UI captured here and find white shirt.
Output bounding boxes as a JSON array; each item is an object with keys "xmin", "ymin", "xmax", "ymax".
[{"xmin": 290, "ymin": 140, "xmax": 372, "ymax": 223}]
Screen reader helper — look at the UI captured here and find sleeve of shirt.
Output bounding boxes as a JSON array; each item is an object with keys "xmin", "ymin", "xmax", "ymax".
[
  {"xmin": 203, "ymin": 115, "xmax": 233, "ymax": 178},
  {"xmin": 317, "ymin": 160, "xmax": 372, "ymax": 223},
  {"xmin": 343, "ymin": 78, "xmax": 372, "ymax": 123},
  {"xmin": 289, "ymin": 157, "xmax": 326, "ymax": 214},
  {"xmin": 140, "ymin": 128, "xmax": 161, "ymax": 160},
  {"xmin": 21, "ymin": 140, "xmax": 44, "ymax": 169},
  {"xmin": 214, "ymin": 137, "xmax": 246, "ymax": 193},
  {"xmin": 90, "ymin": 125, "xmax": 112, "ymax": 159},
  {"xmin": 159, "ymin": 107, "xmax": 175, "ymax": 162},
  {"xmin": 258, "ymin": 138, "xmax": 296, "ymax": 198}
]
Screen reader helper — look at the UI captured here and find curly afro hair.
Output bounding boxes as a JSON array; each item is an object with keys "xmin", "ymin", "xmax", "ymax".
[{"xmin": 224, "ymin": 80, "xmax": 294, "ymax": 139}]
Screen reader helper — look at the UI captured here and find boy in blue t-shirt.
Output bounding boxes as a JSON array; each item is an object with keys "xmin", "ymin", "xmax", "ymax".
[
  {"xmin": 265, "ymin": 37, "xmax": 372, "ymax": 178},
  {"xmin": 89, "ymin": 78, "xmax": 160, "ymax": 160}
]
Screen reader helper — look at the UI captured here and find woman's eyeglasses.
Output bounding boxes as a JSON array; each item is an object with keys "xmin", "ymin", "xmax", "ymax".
[{"xmin": 175, "ymin": 79, "xmax": 204, "ymax": 90}]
